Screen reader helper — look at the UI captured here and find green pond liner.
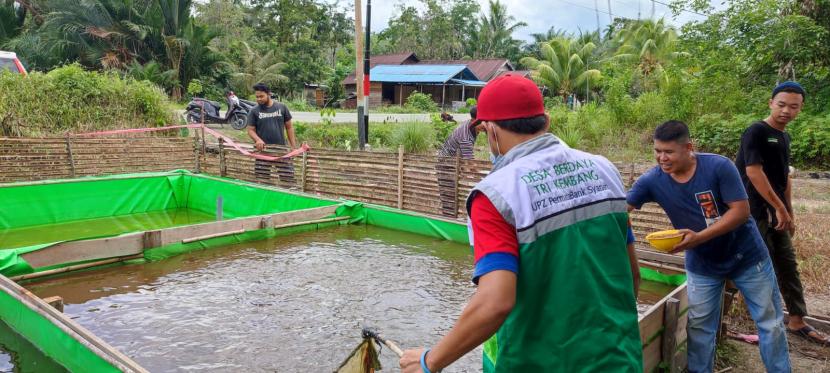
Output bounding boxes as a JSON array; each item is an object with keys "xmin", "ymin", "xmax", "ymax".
[{"xmin": 0, "ymin": 171, "xmax": 686, "ymax": 372}]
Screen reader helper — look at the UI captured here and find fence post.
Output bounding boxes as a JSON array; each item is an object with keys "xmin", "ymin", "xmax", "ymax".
[
  {"xmin": 194, "ymin": 132, "xmax": 201, "ymax": 174},
  {"xmin": 397, "ymin": 145, "xmax": 404, "ymax": 209},
  {"xmin": 453, "ymin": 154, "xmax": 461, "ymax": 218},
  {"xmin": 64, "ymin": 134, "xmax": 76, "ymax": 178},
  {"xmin": 218, "ymin": 138, "xmax": 227, "ymax": 177},
  {"xmin": 662, "ymin": 297, "xmax": 680, "ymax": 373},
  {"xmin": 628, "ymin": 163, "xmax": 635, "ymax": 187},
  {"xmin": 301, "ymin": 151, "xmax": 308, "ymax": 192}
]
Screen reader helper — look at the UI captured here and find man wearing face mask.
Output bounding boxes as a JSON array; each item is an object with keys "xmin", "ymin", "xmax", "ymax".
[{"xmin": 399, "ymin": 75, "xmax": 642, "ymax": 372}]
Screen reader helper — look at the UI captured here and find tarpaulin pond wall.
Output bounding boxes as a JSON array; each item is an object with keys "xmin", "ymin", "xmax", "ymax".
[{"xmin": 0, "ymin": 170, "xmax": 687, "ymax": 372}]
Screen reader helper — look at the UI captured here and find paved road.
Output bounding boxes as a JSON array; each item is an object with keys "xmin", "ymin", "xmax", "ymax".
[
  {"xmin": 291, "ymin": 111, "xmax": 471, "ymax": 124},
  {"xmin": 177, "ymin": 110, "xmax": 470, "ymax": 124}
]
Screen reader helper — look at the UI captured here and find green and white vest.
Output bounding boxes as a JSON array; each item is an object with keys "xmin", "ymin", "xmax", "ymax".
[{"xmin": 467, "ymin": 134, "xmax": 642, "ymax": 372}]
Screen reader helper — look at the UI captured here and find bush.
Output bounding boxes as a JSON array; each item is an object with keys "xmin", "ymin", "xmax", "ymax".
[
  {"xmin": 187, "ymin": 79, "xmax": 204, "ymax": 96},
  {"xmin": 391, "ymin": 122, "xmax": 435, "ymax": 153},
  {"xmin": 404, "ymin": 91, "xmax": 439, "ymax": 112},
  {"xmin": 692, "ymin": 113, "xmax": 830, "ymax": 168},
  {"xmin": 465, "ymin": 98, "xmax": 477, "ymax": 107},
  {"xmin": 0, "ymin": 64, "xmax": 174, "ymax": 136}
]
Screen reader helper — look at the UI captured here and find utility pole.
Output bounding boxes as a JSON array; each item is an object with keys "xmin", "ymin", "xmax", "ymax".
[
  {"xmin": 360, "ymin": 0, "xmax": 371, "ymax": 150},
  {"xmin": 607, "ymin": 0, "xmax": 613, "ymax": 23},
  {"xmin": 651, "ymin": 0, "xmax": 655, "ymax": 19},
  {"xmin": 594, "ymin": 0, "xmax": 601, "ymax": 34},
  {"xmin": 355, "ymin": 0, "xmax": 365, "ymax": 149}
]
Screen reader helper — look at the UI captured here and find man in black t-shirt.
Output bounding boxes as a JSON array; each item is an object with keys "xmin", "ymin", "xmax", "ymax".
[
  {"xmin": 246, "ymin": 83, "xmax": 296, "ymax": 185},
  {"xmin": 735, "ymin": 81, "xmax": 829, "ymax": 345}
]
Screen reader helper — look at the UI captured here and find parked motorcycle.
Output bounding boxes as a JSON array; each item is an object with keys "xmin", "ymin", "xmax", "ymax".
[{"xmin": 185, "ymin": 92, "xmax": 253, "ymax": 130}]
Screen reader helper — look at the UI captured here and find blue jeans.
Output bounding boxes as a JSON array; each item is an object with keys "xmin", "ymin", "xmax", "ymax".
[{"xmin": 686, "ymin": 258, "xmax": 791, "ymax": 373}]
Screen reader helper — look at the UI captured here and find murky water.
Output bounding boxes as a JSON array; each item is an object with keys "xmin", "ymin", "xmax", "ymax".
[
  {"xmin": 0, "ymin": 320, "xmax": 68, "ymax": 373},
  {"xmin": 25, "ymin": 225, "xmax": 673, "ymax": 372},
  {"xmin": 0, "ymin": 208, "xmax": 216, "ymax": 249}
]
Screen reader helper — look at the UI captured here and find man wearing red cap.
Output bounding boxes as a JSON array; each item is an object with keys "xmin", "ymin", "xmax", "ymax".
[{"xmin": 400, "ymin": 75, "xmax": 642, "ymax": 372}]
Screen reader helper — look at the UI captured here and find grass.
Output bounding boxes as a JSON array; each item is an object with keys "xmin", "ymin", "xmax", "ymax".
[{"xmin": 790, "ymin": 211, "xmax": 830, "ymax": 295}]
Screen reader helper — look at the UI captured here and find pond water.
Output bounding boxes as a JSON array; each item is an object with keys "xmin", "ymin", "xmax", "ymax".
[
  {"xmin": 0, "ymin": 208, "xmax": 216, "ymax": 249},
  {"xmin": 24, "ymin": 225, "xmax": 673, "ymax": 372},
  {"xmin": 0, "ymin": 319, "xmax": 67, "ymax": 373}
]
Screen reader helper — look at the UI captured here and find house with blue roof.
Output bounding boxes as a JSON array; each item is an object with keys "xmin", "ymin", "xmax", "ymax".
[{"xmin": 341, "ymin": 52, "xmax": 530, "ymax": 109}]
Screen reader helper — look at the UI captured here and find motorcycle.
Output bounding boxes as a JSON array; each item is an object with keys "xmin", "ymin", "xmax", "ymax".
[{"xmin": 185, "ymin": 92, "xmax": 253, "ymax": 130}]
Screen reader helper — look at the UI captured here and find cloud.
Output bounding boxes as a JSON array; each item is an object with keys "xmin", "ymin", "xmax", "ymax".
[{"xmin": 358, "ymin": 0, "xmax": 714, "ymax": 42}]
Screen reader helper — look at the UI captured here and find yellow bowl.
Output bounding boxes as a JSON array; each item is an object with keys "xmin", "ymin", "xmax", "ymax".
[{"xmin": 645, "ymin": 229, "xmax": 685, "ymax": 252}]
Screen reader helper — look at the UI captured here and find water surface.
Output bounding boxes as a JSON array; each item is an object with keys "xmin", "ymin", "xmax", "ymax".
[{"xmin": 26, "ymin": 225, "xmax": 673, "ymax": 372}]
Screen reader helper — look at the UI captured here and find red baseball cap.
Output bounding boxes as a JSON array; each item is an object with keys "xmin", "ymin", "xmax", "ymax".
[{"xmin": 476, "ymin": 74, "xmax": 545, "ymax": 121}]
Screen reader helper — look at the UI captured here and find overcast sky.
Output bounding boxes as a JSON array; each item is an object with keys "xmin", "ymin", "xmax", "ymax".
[{"xmin": 350, "ymin": 0, "xmax": 716, "ymax": 41}]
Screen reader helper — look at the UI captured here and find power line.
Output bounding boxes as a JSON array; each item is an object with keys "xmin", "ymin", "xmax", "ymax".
[{"xmin": 649, "ymin": 0, "xmax": 708, "ymax": 17}]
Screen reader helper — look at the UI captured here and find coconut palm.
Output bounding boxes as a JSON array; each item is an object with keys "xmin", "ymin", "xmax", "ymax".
[
  {"xmin": 520, "ymin": 37, "xmax": 601, "ymax": 101},
  {"xmin": 229, "ymin": 41, "xmax": 288, "ymax": 97},
  {"xmin": 471, "ymin": 0, "xmax": 527, "ymax": 58},
  {"xmin": 612, "ymin": 19, "xmax": 687, "ymax": 82}
]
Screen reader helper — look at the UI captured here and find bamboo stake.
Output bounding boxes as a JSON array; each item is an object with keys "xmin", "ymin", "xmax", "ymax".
[
  {"xmin": 9, "ymin": 254, "xmax": 144, "ymax": 282},
  {"xmin": 194, "ymin": 133, "xmax": 201, "ymax": 173},
  {"xmin": 218, "ymin": 138, "xmax": 227, "ymax": 177},
  {"xmin": 453, "ymin": 154, "xmax": 461, "ymax": 218},
  {"xmin": 64, "ymin": 134, "xmax": 76, "ymax": 178},
  {"xmin": 301, "ymin": 151, "xmax": 308, "ymax": 192},
  {"xmin": 397, "ymin": 145, "xmax": 404, "ymax": 209}
]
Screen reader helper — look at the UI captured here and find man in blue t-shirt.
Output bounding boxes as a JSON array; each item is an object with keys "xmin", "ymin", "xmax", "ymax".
[{"xmin": 627, "ymin": 121, "xmax": 790, "ymax": 373}]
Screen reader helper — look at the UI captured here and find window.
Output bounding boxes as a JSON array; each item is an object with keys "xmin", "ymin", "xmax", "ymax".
[{"xmin": 0, "ymin": 58, "xmax": 21, "ymax": 74}]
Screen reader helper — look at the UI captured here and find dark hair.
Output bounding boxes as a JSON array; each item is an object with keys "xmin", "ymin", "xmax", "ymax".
[
  {"xmin": 773, "ymin": 87, "xmax": 805, "ymax": 100},
  {"xmin": 654, "ymin": 120, "xmax": 690, "ymax": 144},
  {"xmin": 772, "ymin": 81, "xmax": 805, "ymax": 100},
  {"xmin": 469, "ymin": 106, "xmax": 477, "ymax": 119},
  {"xmin": 252, "ymin": 83, "xmax": 270, "ymax": 93},
  {"xmin": 494, "ymin": 114, "xmax": 546, "ymax": 134}
]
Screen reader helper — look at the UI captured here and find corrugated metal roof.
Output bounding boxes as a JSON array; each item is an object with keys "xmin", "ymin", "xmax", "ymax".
[
  {"xmin": 449, "ymin": 78, "xmax": 487, "ymax": 87},
  {"xmin": 421, "ymin": 59, "xmax": 512, "ymax": 81},
  {"xmin": 369, "ymin": 64, "xmax": 477, "ymax": 83},
  {"xmin": 342, "ymin": 53, "xmax": 419, "ymax": 85}
]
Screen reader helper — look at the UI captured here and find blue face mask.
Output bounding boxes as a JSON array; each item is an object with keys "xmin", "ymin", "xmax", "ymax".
[{"xmin": 489, "ymin": 154, "xmax": 503, "ymax": 165}]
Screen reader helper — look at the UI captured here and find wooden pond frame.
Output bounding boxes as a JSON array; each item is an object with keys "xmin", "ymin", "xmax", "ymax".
[{"xmin": 1, "ymin": 136, "xmax": 690, "ymax": 372}]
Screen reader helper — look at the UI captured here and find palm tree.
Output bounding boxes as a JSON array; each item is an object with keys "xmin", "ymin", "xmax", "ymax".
[
  {"xmin": 0, "ymin": 0, "xmax": 27, "ymax": 45},
  {"xmin": 127, "ymin": 60, "xmax": 178, "ymax": 91},
  {"xmin": 523, "ymin": 26, "xmax": 569, "ymax": 58},
  {"xmin": 470, "ymin": 0, "xmax": 527, "ymax": 58},
  {"xmin": 612, "ymin": 19, "xmax": 687, "ymax": 85},
  {"xmin": 520, "ymin": 37, "xmax": 601, "ymax": 102},
  {"xmin": 229, "ymin": 41, "xmax": 288, "ymax": 97},
  {"xmin": 31, "ymin": 0, "xmax": 152, "ymax": 69}
]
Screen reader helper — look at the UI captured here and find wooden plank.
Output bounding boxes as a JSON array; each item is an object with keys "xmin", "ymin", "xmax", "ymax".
[
  {"xmin": 636, "ymin": 249, "xmax": 685, "ymax": 266},
  {"xmin": 20, "ymin": 233, "xmax": 145, "ymax": 269},
  {"xmin": 42, "ymin": 296, "xmax": 65, "ymax": 313},
  {"xmin": 639, "ymin": 260, "xmax": 685, "ymax": 275},
  {"xmin": 181, "ymin": 228, "xmax": 245, "ymax": 243},
  {"xmin": 662, "ymin": 297, "xmax": 680, "ymax": 372},
  {"xmin": 272, "ymin": 216, "xmax": 350, "ymax": 229},
  {"xmin": 642, "ymin": 332, "xmax": 662, "ymax": 373},
  {"xmin": 160, "ymin": 204, "xmax": 341, "ymax": 245}
]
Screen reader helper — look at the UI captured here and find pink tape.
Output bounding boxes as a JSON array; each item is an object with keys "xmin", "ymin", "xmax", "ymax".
[
  {"xmin": 72, "ymin": 123, "xmax": 309, "ymax": 161},
  {"xmin": 73, "ymin": 124, "xmax": 201, "ymax": 137}
]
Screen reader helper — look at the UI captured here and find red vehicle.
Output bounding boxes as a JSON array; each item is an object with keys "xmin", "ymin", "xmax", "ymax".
[{"xmin": 0, "ymin": 51, "xmax": 27, "ymax": 75}]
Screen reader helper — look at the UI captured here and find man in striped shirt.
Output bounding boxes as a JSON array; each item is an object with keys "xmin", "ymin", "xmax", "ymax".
[
  {"xmin": 436, "ymin": 107, "xmax": 483, "ymax": 216},
  {"xmin": 438, "ymin": 106, "xmax": 482, "ymax": 159}
]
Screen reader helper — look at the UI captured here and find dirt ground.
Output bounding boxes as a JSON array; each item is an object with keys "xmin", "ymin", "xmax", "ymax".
[{"xmin": 720, "ymin": 178, "xmax": 830, "ymax": 372}]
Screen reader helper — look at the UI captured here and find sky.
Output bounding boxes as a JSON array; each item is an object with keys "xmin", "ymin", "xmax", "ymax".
[{"xmin": 351, "ymin": 0, "xmax": 717, "ymax": 41}]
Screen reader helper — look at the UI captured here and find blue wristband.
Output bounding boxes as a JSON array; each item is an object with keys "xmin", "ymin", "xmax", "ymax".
[{"xmin": 420, "ymin": 348, "xmax": 432, "ymax": 373}]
